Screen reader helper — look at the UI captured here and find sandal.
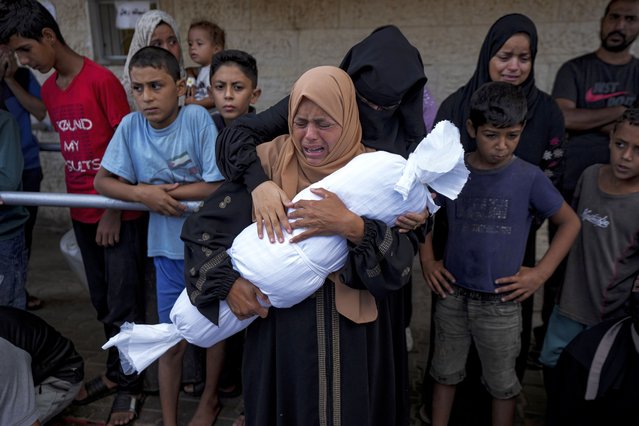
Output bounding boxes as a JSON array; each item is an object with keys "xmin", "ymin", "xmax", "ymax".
[
  {"xmin": 107, "ymin": 392, "xmax": 144, "ymax": 425},
  {"xmin": 182, "ymin": 380, "xmax": 205, "ymax": 397},
  {"xmin": 73, "ymin": 375, "xmax": 116, "ymax": 405}
]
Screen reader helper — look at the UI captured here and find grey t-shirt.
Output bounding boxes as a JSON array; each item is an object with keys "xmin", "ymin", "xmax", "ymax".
[
  {"xmin": 552, "ymin": 53, "xmax": 639, "ymax": 193},
  {"xmin": 0, "ymin": 338, "xmax": 39, "ymax": 426},
  {"xmin": 558, "ymin": 164, "xmax": 639, "ymax": 326}
]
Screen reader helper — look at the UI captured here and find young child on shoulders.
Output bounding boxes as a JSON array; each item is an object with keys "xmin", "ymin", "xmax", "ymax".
[
  {"xmin": 185, "ymin": 20, "xmax": 224, "ymax": 110},
  {"xmin": 209, "ymin": 49, "xmax": 261, "ymax": 130},
  {"xmin": 94, "ymin": 46, "xmax": 224, "ymax": 426},
  {"xmin": 539, "ymin": 108, "xmax": 639, "ymax": 424},
  {"xmin": 420, "ymin": 81, "xmax": 580, "ymax": 426}
]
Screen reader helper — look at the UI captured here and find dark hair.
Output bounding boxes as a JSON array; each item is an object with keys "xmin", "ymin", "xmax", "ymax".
[
  {"xmin": 0, "ymin": 0, "xmax": 66, "ymax": 45},
  {"xmin": 129, "ymin": 46, "xmax": 181, "ymax": 81},
  {"xmin": 189, "ymin": 20, "xmax": 225, "ymax": 49},
  {"xmin": 210, "ymin": 49, "xmax": 258, "ymax": 87},
  {"xmin": 469, "ymin": 82, "xmax": 527, "ymax": 129},
  {"xmin": 613, "ymin": 107, "xmax": 639, "ymax": 131},
  {"xmin": 603, "ymin": 0, "xmax": 639, "ymax": 17}
]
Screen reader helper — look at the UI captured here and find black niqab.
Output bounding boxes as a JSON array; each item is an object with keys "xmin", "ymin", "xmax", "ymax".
[{"xmin": 340, "ymin": 25, "xmax": 427, "ymax": 157}]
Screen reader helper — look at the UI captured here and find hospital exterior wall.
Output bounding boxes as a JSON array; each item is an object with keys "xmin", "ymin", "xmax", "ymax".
[{"xmin": 37, "ymin": 0, "xmax": 626, "ymax": 228}]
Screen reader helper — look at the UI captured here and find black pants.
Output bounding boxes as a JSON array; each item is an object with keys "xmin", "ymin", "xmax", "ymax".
[{"xmin": 73, "ymin": 215, "xmax": 147, "ymax": 393}]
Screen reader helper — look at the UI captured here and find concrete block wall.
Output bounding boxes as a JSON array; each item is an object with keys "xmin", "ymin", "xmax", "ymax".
[{"xmin": 35, "ymin": 0, "xmax": 632, "ymax": 228}]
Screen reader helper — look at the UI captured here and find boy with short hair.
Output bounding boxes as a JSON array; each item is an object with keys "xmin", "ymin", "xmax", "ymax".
[
  {"xmin": 208, "ymin": 48, "xmax": 260, "ymax": 406},
  {"xmin": 539, "ymin": 108, "xmax": 639, "ymax": 423},
  {"xmin": 420, "ymin": 81, "xmax": 581, "ymax": 426},
  {"xmin": 0, "ymin": 2, "xmax": 147, "ymax": 423},
  {"xmin": 209, "ymin": 49, "xmax": 261, "ymax": 129},
  {"xmin": 94, "ymin": 46, "xmax": 224, "ymax": 426}
]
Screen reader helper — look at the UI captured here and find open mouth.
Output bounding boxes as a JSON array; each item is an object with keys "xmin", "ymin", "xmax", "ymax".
[{"xmin": 303, "ymin": 146, "xmax": 326, "ymax": 157}]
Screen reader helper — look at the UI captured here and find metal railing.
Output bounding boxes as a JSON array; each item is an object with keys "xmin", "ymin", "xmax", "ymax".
[{"xmin": 0, "ymin": 191, "xmax": 203, "ymax": 212}]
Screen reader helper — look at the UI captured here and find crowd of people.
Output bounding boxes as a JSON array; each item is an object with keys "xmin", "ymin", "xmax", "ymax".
[{"xmin": 0, "ymin": 0, "xmax": 638, "ymax": 425}]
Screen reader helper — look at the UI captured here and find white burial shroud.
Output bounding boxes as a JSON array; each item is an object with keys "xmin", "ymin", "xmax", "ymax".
[{"xmin": 103, "ymin": 120, "xmax": 469, "ymax": 374}]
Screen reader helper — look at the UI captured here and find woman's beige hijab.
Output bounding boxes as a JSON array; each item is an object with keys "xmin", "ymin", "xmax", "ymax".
[
  {"xmin": 257, "ymin": 66, "xmax": 377, "ymax": 323},
  {"xmin": 257, "ymin": 66, "xmax": 366, "ymax": 199}
]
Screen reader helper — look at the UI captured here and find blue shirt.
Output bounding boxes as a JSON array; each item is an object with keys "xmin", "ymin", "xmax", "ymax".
[
  {"xmin": 1, "ymin": 70, "xmax": 41, "ymax": 170},
  {"xmin": 101, "ymin": 105, "xmax": 223, "ymax": 259},
  {"xmin": 443, "ymin": 157, "xmax": 563, "ymax": 293}
]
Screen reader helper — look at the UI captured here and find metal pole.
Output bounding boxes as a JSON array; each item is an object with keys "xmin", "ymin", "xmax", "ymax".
[{"xmin": 0, "ymin": 192, "xmax": 203, "ymax": 212}]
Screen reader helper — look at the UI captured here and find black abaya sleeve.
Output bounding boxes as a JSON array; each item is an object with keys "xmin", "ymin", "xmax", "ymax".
[
  {"xmin": 181, "ymin": 182, "xmax": 253, "ymax": 325},
  {"xmin": 216, "ymin": 96, "xmax": 289, "ymax": 191},
  {"xmin": 340, "ymin": 218, "xmax": 419, "ymax": 300},
  {"xmin": 540, "ymin": 98, "xmax": 566, "ymax": 189}
]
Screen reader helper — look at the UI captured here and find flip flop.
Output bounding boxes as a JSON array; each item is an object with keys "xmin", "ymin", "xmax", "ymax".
[
  {"xmin": 73, "ymin": 375, "xmax": 116, "ymax": 405},
  {"xmin": 107, "ymin": 392, "xmax": 144, "ymax": 425},
  {"xmin": 182, "ymin": 381, "xmax": 205, "ymax": 397}
]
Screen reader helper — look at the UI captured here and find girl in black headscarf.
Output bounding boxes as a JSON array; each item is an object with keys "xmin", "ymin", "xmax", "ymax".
[{"xmin": 421, "ymin": 13, "xmax": 565, "ymax": 426}]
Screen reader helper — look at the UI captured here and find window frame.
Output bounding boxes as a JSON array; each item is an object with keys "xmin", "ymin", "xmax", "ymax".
[{"xmin": 87, "ymin": 0, "xmax": 157, "ymax": 65}]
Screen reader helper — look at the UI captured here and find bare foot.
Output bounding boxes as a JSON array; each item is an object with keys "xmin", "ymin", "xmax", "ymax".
[
  {"xmin": 106, "ymin": 393, "xmax": 143, "ymax": 426},
  {"xmin": 188, "ymin": 400, "xmax": 222, "ymax": 426},
  {"xmin": 107, "ymin": 410, "xmax": 136, "ymax": 426}
]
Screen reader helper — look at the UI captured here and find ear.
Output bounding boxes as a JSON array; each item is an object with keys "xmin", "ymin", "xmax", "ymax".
[
  {"xmin": 176, "ymin": 78, "xmax": 187, "ymax": 97},
  {"xmin": 41, "ymin": 28, "xmax": 56, "ymax": 44},
  {"xmin": 465, "ymin": 119, "xmax": 476, "ymax": 139},
  {"xmin": 251, "ymin": 87, "xmax": 262, "ymax": 104}
]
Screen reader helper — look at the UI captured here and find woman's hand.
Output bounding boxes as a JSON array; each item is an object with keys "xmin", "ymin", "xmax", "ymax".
[
  {"xmin": 287, "ymin": 188, "xmax": 364, "ymax": 244},
  {"xmin": 226, "ymin": 277, "xmax": 270, "ymax": 320},
  {"xmin": 252, "ymin": 181, "xmax": 292, "ymax": 243}
]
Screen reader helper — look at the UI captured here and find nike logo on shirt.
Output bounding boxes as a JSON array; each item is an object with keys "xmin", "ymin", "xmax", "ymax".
[{"xmin": 585, "ymin": 89, "xmax": 628, "ymax": 103}]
